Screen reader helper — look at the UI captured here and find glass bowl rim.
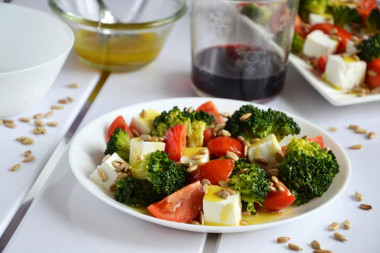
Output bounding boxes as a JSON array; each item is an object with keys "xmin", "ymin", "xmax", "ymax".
[{"xmin": 48, "ymin": 0, "xmax": 187, "ymax": 30}]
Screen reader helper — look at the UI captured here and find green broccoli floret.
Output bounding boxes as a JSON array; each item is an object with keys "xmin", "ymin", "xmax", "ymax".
[
  {"xmin": 241, "ymin": 3, "xmax": 271, "ymax": 25},
  {"xmin": 152, "ymin": 106, "xmax": 214, "ymax": 147},
  {"xmin": 227, "ymin": 158, "xmax": 269, "ymax": 213},
  {"xmin": 104, "ymin": 127, "xmax": 130, "ymax": 161},
  {"xmin": 279, "ymin": 138, "xmax": 340, "ymax": 205},
  {"xmin": 299, "ymin": 0, "xmax": 328, "ymax": 22},
  {"xmin": 114, "ymin": 177, "xmax": 165, "ymax": 207},
  {"xmin": 224, "ymin": 105, "xmax": 300, "ymax": 141},
  {"xmin": 326, "ymin": 4, "xmax": 361, "ymax": 27},
  {"xmin": 291, "ymin": 34, "xmax": 305, "ymax": 55},
  {"xmin": 132, "ymin": 150, "xmax": 188, "ymax": 196},
  {"xmin": 357, "ymin": 34, "xmax": 380, "ymax": 62},
  {"xmin": 367, "ymin": 7, "xmax": 380, "ymax": 32}
]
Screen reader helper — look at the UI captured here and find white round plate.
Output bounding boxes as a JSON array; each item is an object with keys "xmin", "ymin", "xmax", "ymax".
[{"xmin": 69, "ymin": 97, "xmax": 351, "ymax": 233}]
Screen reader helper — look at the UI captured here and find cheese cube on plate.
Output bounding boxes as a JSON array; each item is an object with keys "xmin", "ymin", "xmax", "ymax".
[
  {"xmin": 203, "ymin": 185, "xmax": 242, "ymax": 226},
  {"xmin": 324, "ymin": 55, "xmax": 367, "ymax": 90},
  {"xmin": 180, "ymin": 147, "xmax": 209, "ymax": 165},
  {"xmin": 129, "ymin": 137, "xmax": 165, "ymax": 166},
  {"xmin": 309, "ymin": 13, "xmax": 333, "ymax": 25},
  {"xmin": 346, "ymin": 40, "xmax": 358, "ymax": 55},
  {"xmin": 130, "ymin": 108, "xmax": 160, "ymax": 135},
  {"xmin": 89, "ymin": 153, "xmax": 126, "ymax": 192},
  {"xmin": 247, "ymin": 134, "xmax": 283, "ymax": 169},
  {"xmin": 303, "ymin": 30, "xmax": 338, "ymax": 58}
]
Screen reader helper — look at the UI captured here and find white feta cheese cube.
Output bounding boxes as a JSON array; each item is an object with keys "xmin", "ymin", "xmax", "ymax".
[
  {"xmin": 89, "ymin": 153, "xmax": 125, "ymax": 192},
  {"xmin": 324, "ymin": 55, "xmax": 367, "ymax": 90},
  {"xmin": 129, "ymin": 137, "xmax": 165, "ymax": 166},
  {"xmin": 303, "ymin": 30, "xmax": 338, "ymax": 58},
  {"xmin": 180, "ymin": 147, "xmax": 209, "ymax": 165},
  {"xmin": 203, "ymin": 185, "xmax": 242, "ymax": 226},
  {"xmin": 130, "ymin": 109, "xmax": 160, "ymax": 134},
  {"xmin": 247, "ymin": 134, "xmax": 283, "ymax": 169},
  {"xmin": 309, "ymin": 13, "xmax": 333, "ymax": 25}
]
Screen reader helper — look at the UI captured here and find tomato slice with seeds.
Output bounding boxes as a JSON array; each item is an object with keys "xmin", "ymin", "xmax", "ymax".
[
  {"xmin": 189, "ymin": 159, "xmax": 235, "ymax": 185},
  {"xmin": 164, "ymin": 124, "xmax": 186, "ymax": 162},
  {"xmin": 147, "ymin": 181, "xmax": 204, "ymax": 222},
  {"xmin": 107, "ymin": 115, "xmax": 134, "ymax": 141},
  {"xmin": 207, "ymin": 136, "xmax": 244, "ymax": 158},
  {"xmin": 263, "ymin": 181, "xmax": 296, "ymax": 211}
]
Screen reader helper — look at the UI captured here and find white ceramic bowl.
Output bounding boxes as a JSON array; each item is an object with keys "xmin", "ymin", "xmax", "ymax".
[{"xmin": 0, "ymin": 3, "xmax": 74, "ymax": 117}]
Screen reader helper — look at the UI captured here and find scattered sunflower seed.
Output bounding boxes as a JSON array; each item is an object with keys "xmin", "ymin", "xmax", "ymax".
[
  {"xmin": 288, "ymin": 243, "xmax": 303, "ymax": 251},
  {"xmin": 4, "ymin": 122, "xmax": 16, "ymax": 128},
  {"xmin": 313, "ymin": 250, "xmax": 332, "ymax": 253},
  {"xmin": 311, "ymin": 240, "xmax": 321, "ymax": 250},
  {"xmin": 97, "ymin": 168, "xmax": 107, "ymax": 182},
  {"xmin": 334, "ymin": 232, "xmax": 347, "ymax": 242},
  {"xmin": 367, "ymin": 132, "xmax": 376, "ymax": 139},
  {"xmin": 355, "ymin": 191, "xmax": 363, "ymax": 201},
  {"xmin": 240, "ymin": 113, "xmax": 252, "ymax": 121},
  {"xmin": 33, "ymin": 113, "xmax": 44, "ymax": 119},
  {"xmin": 343, "ymin": 219, "xmax": 351, "ymax": 230},
  {"xmin": 67, "ymin": 83, "xmax": 79, "ymax": 88},
  {"xmin": 10, "ymin": 163, "xmax": 21, "ymax": 172},
  {"xmin": 19, "ymin": 117, "xmax": 31, "ymax": 123},
  {"xmin": 47, "ymin": 121, "xmax": 58, "ymax": 127},
  {"xmin": 186, "ymin": 165, "xmax": 198, "ymax": 173},
  {"xmin": 22, "ymin": 155, "xmax": 35, "ymax": 163},
  {"xmin": 34, "ymin": 120, "xmax": 45, "ymax": 127},
  {"xmin": 45, "ymin": 110, "xmax": 54, "ymax": 118},
  {"xmin": 58, "ymin": 99, "xmax": 69, "ymax": 104},
  {"xmin": 51, "ymin": 105, "xmax": 64, "ymax": 110},
  {"xmin": 24, "ymin": 150, "xmax": 32, "ymax": 157},
  {"xmin": 348, "ymin": 124, "xmax": 359, "ymax": 130},
  {"xmin": 328, "ymin": 126, "xmax": 338, "ymax": 132},
  {"xmin": 226, "ymin": 151, "xmax": 239, "ymax": 161},
  {"xmin": 240, "ymin": 220, "xmax": 248, "ymax": 226},
  {"xmin": 349, "ymin": 144, "xmax": 363, "ymax": 150},
  {"xmin": 201, "ymin": 179, "xmax": 211, "ymax": 185},
  {"xmin": 328, "ymin": 222, "xmax": 340, "ymax": 231},
  {"xmin": 277, "ymin": 237, "xmax": 290, "ymax": 243},
  {"xmin": 66, "ymin": 96, "xmax": 74, "ymax": 103},
  {"xmin": 354, "ymin": 128, "xmax": 368, "ymax": 134},
  {"xmin": 33, "ymin": 127, "xmax": 46, "ymax": 135},
  {"xmin": 359, "ymin": 204, "xmax": 372, "ymax": 210}
]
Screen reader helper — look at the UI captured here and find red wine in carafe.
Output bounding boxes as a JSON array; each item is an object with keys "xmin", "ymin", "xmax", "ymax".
[{"xmin": 192, "ymin": 44, "xmax": 287, "ymax": 100}]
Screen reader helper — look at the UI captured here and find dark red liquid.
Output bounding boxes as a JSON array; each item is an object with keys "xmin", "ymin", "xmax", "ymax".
[{"xmin": 192, "ymin": 44, "xmax": 287, "ymax": 101}]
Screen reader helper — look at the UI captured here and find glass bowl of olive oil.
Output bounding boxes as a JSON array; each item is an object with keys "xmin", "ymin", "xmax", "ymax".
[{"xmin": 49, "ymin": 0, "xmax": 186, "ymax": 72}]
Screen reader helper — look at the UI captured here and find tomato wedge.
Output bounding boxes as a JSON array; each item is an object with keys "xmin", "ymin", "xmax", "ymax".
[
  {"xmin": 294, "ymin": 14, "xmax": 306, "ymax": 38},
  {"xmin": 309, "ymin": 23, "xmax": 352, "ymax": 52},
  {"xmin": 356, "ymin": 0, "xmax": 377, "ymax": 21},
  {"xmin": 147, "ymin": 181, "xmax": 204, "ymax": 222},
  {"xmin": 263, "ymin": 181, "xmax": 295, "ymax": 211},
  {"xmin": 316, "ymin": 54, "xmax": 328, "ymax": 73},
  {"xmin": 202, "ymin": 127, "xmax": 214, "ymax": 147},
  {"xmin": 207, "ymin": 136, "xmax": 244, "ymax": 158},
  {"xmin": 189, "ymin": 159, "xmax": 235, "ymax": 185},
  {"xmin": 107, "ymin": 115, "xmax": 134, "ymax": 141},
  {"xmin": 281, "ymin": 135, "xmax": 324, "ymax": 155},
  {"xmin": 366, "ymin": 58, "xmax": 380, "ymax": 89},
  {"xmin": 164, "ymin": 124, "xmax": 186, "ymax": 162},
  {"xmin": 196, "ymin": 101, "xmax": 225, "ymax": 125}
]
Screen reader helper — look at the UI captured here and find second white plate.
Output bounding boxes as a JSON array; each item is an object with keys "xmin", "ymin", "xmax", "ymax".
[{"xmin": 289, "ymin": 54, "xmax": 380, "ymax": 106}]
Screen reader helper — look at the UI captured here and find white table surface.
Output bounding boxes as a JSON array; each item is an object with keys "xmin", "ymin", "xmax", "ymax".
[{"xmin": 2, "ymin": 1, "xmax": 380, "ymax": 252}]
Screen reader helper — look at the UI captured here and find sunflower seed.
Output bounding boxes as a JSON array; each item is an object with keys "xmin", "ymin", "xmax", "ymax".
[
  {"xmin": 22, "ymin": 155, "xmax": 35, "ymax": 163},
  {"xmin": 200, "ymin": 211, "xmax": 204, "ymax": 225},
  {"xmin": 140, "ymin": 134, "xmax": 152, "ymax": 141},
  {"xmin": 33, "ymin": 127, "xmax": 46, "ymax": 135},
  {"xmin": 328, "ymin": 222, "xmax": 340, "ymax": 231},
  {"xmin": 202, "ymin": 184, "xmax": 209, "ymax": 194},
  {"xmin": 102, "ymin": 154, "xmax": 111, "ymax": 163},
  {"xmin": 359, "ymin": 204, "xmax": 372, "ymax": 210},
  {"xmin": 186, "ymin": 106, "xmax": 194, "ymax": 113},
  {"xmin": 4, "ymin": 122, "xmax": 16, "ymax": 128},
  {"xmin": 313, "ymin": 250, "xmax": 332, "ymax": 253},
  {"xmin": 33, "ymin": 113, "xmax": 44, "ymax": 119},
  {"xmin": 24, "ymin": 150, "xmax": 32, "ymax": 157},
  {"xmin": 311, "ymin": 240, "xmax": 321, "ymax": 250},
  {"xmin": 51, "ymin": 105, "xmax": 64, "ymax": 110},
  {"xmin": 21, "ymin": 137, "xmax": 34, "ymax": 145},
  {"xmin": 367, "ymin": 132, "xmax": 376, "ymax": 139},
  {"xmin": 201, "ymin": 179, "xmax": 211, "ymax": 185},
  {"xmin": 367, "ymin": 70, "xmax": 377, "ymax": 77},
  {"xmin": 47, "ymin": 121, "xmax": 58, "ymax": 127},
  {"xmin": 10, "ymin": 163, "xmax": 21, "ymax": 172},
  {"xmin": 242, "ymin": 211, "xmax": 251, "ymax": 216},
  {"xmin": 67, "ymin": 96, "xmax": 74, "ymax": 103},
  {"xmin": 215, "ymin": 190, "xmax": 230, "ymax": 199},
  {"xmin": 250, "ymin": 138, "xmax": 260, "ymax": 144},
  {"xmin": 192, "ymin": 154, "xmax": 206, "ymax": 160},
  {"xmin": 328, "ymin": 126, "xmax": 338, "ymax": 132},
  {"xmin": 271, "ymin": 175, "xmax": 279, "ymax": 184},
  {"xmin": 354, "ymin": 128, "xmax": 368, "ymax": 134},
  {"xmin": 218, "ymin": 180, "xmax": 228, "ymax": 187},
  {"xmin": 58, "ymin": 99, "xmax": 69, "ymax": 104},
  {"xmin": 349, "ymin": 144, "xmax": 363, "ymax": 150},
  {"xmin": 218, "ymin": 129, "xmax": 231, "ymax": 137},
  {"xmin": 67, "ymin": 83, "xmax": 79, "ymax": 88},
  {"xmin": 334, "ymin": 232, "xmax": 347, "ymax": 242},
  {"xmin": 97, "ymin": 168, "xmax": 107, "ymax": 182},
  {"xmin": 240, "ymin": 219, "xmax": 248, "ymax": 226},
  {"xmin": 343, "ymin": 219, "xmax": 351, "ymax": 230},
  {"xmin": 355, "ymin": 191, "xmax": 363, "ymax": 201},
  {"xmin": 186, "ymin": 165, "xmax": 198, "ymax": 173},
  {"xmin": 288, "ymin": 243, "xmax": 303, "ymax": 251},
  {"xmin": 277, "ymin": 237, "xmax": 290, "ymax": 243},
  {"xmin": 45, "ymin": 110, "xmax": 54, "ymax": 118},
  {"xmin": 348, "ymin": 124, "xmax": 359, "ymax": 130},
  {"xmin": 240, "ymin": 113, "xmax": 252, "ymax": 121},
  {"xmin": 226, "ymin": 151, "xmax": 239, "ymax": 161},
  {"xmin": 19, "ymin": 117, "xmax": 31, "ymax": 123},
  {"xmin": 34, "ymin": 120, "xmax": 45, "ymax": 127}
]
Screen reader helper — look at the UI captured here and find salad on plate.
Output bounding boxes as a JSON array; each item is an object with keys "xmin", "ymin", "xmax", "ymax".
[
  {"xmin": 89, "ymin": 101, "xmax": 341, "ymax": 227},
  {"xmin": 290, "ymin": 0, "xmax": 380, "ymax": 97}
]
